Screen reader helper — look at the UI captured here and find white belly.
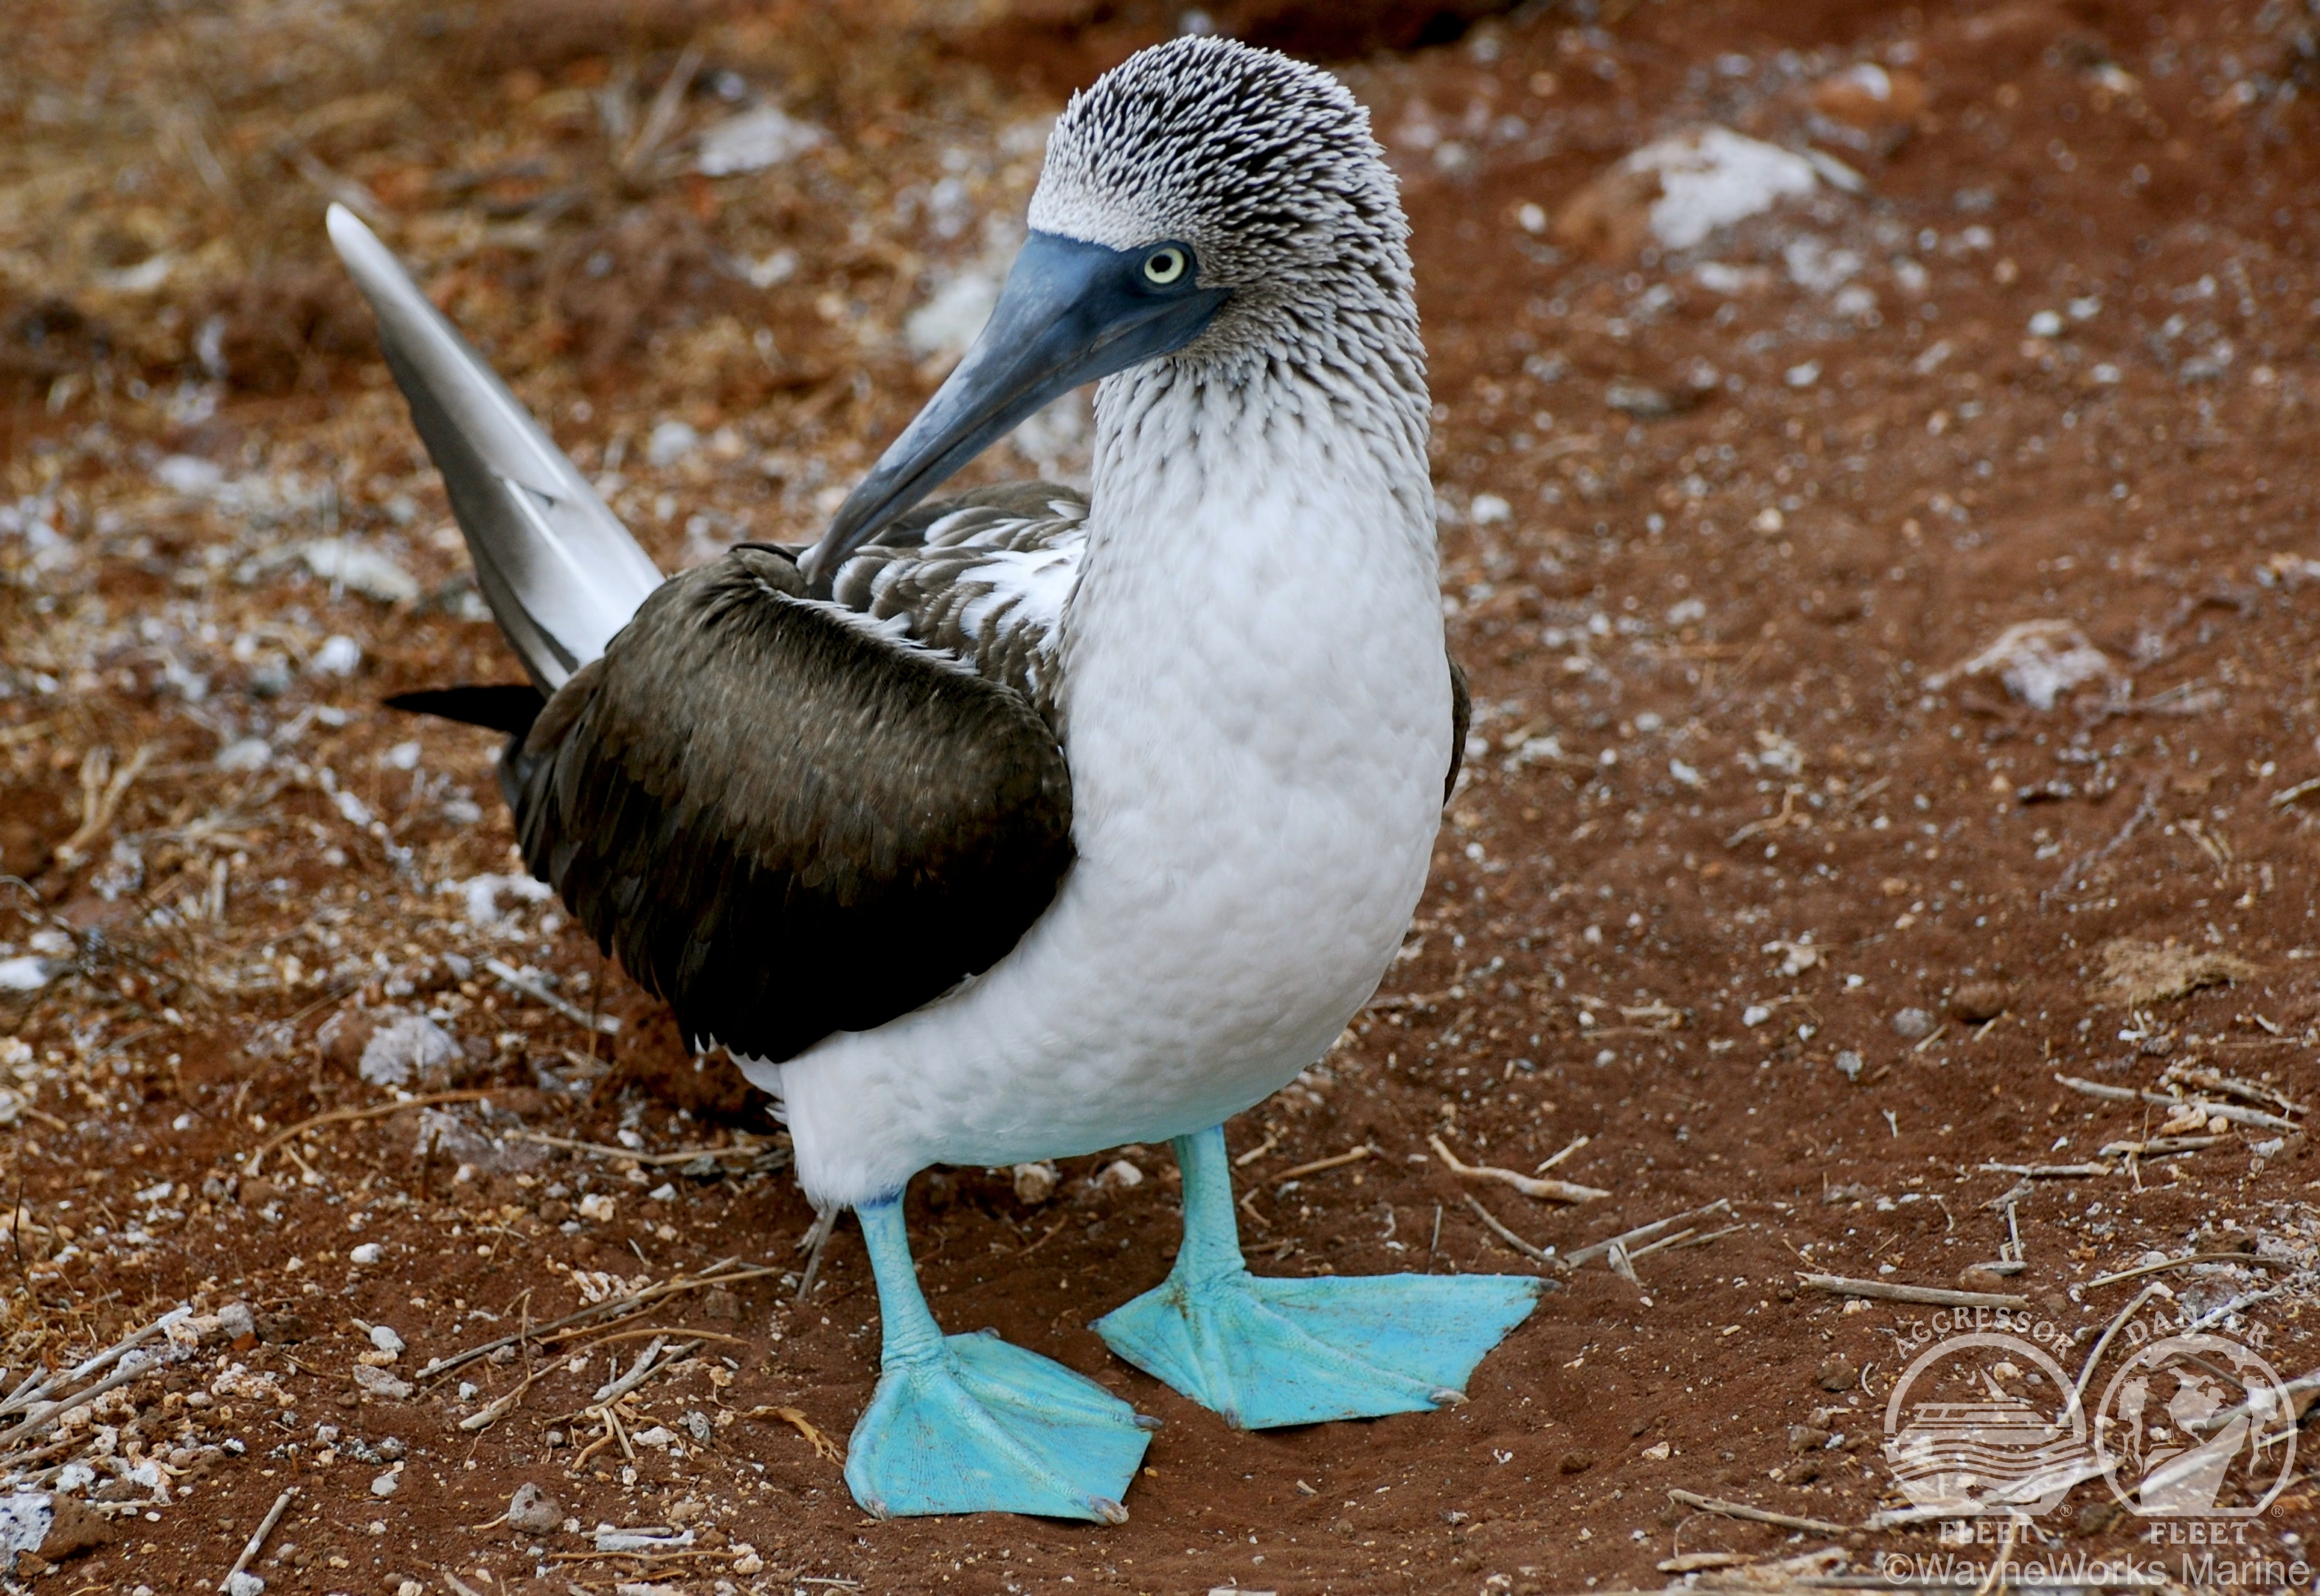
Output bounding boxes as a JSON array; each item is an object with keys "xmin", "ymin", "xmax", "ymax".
[{"xmin": 755, "ymin": 375, "xmax": 1444, "ymax": 1207}]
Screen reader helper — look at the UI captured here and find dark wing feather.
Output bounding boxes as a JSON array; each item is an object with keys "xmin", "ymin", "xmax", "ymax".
[
  {"xmin": 504, "ymin": 544, "xmax": 1073, "ymax": 1062},
  {"xmin": 1446, "ymin": 651, "xmax": 1470, "ymax": 805},
  {"xmin": 825, "ymin": 481, "xmax": 1087, "ymax": 726}
]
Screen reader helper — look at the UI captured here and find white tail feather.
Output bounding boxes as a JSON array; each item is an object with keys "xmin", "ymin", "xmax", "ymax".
[{"xmin": 325, "ymin": 204, "xmax": 662, "ymax": 690}]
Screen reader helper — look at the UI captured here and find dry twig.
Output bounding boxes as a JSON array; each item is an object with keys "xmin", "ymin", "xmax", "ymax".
[
  {"xmin": 1271, "ymin": 1145, "xmax": 1375, "ymax": 1182},
  {"xmin": 246, "ymin": 1089, "xmax": 496, "ymax": 1178},
  {"xmin": 1565, "ymin": 1200, "xmax": 1732, "ymax": 1268},
  {"xmin": 1666, "ymin": 1488, "xmax": 1849, "ymax": 1537},
  {"xmin": 219, "ymin": 1487, "xmax": 296, "ymax": 1592},
  {"xmin": 1796, "ymin": 1274, "xmax": 2028, "ymax": 1311},
  {"xmin": 743, "ymin": 1404, "xmax": 843, "ymax": 1464},
  {"xmin": 1460, "ymin": 1194, "xmax": 1557, "ymax": 1266},
  {"xmin": 1429, "ymin": 1134, "xmax": 1608, "ymax": 1202}
]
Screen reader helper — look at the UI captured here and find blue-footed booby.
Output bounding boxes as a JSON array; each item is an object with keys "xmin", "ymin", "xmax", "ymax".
[{"xmin": 331, "ymin": 35, "xmax": 1542, "ymax": 1524}]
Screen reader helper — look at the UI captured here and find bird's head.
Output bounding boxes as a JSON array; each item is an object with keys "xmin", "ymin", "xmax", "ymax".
[{"xmin": 803, "ymin": 38, "xmax": 1412, "ymax": 590}]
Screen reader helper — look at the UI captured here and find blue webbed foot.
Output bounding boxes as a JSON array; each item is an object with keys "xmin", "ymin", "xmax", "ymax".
[
  {"xmin": 844, "ymin": 1198, "xmax": 1154, "ymax": 1522},
  {"xmin": 1093, "ymin": 1127, "xmax": 1545, "ymax": 1429}
]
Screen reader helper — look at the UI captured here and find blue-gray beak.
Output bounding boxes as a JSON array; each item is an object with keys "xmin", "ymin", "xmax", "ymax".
[{"xmin": 802, "ymin": 231, "xmax": 1229, "ymax": 592}]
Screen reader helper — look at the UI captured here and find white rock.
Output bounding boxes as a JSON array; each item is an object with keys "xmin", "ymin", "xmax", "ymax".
[
  {"xmin": 631, "ymin": 1425, "xmax": 676, "ymax": 1448},
  {"xmin": 214, "ymin": 737, "xmax": 272, "ymax": 772},
  {"xmin": 154, "ymin": 454, "xmax": 226, "ymax": 496},
  {"xmin": 0, "ymin": 956, "xmax": 55, "ymax": 992},
  {"xmin": 507, "ymin": 1482, "xmax": 564, "ymax": 1533},
  {"xmin": 350, "ymin": 1242, "xmax": 383, "ymax": 1266},
  {"xmin": 1096, "ymin": 1159, "xmax": 1144, "ymax": 1191},
  {"xmin": 353, "ymin": 1364, "xmax": 412, "ymax": 1401},
  {"xmin": 370, "ymin": 1468, "xmax": 400, "ymax": 1496},
  {"xmin": 694, "ymin": 105, "xmax": 825, "ymax": 176},
  {"xmin": 1469, "ymin": 493, "xmax": 1512, "ymax": 526},
  {"xmin": 310, "ymin": 635, "xmax": 364, "ymax": 676},
  {"xmin": 1614, "ymin": 127, "xmax": 1830, "ymax": 251},
  {"xmin": 442, "ymin": 872, "xmax": 554, "ymax": 926},
  {"xmin": 368, "ymin": 1324, "xmax": 405, "ymax": 1356},
  {"xmin": 645, "ymin": 421, "xmax": 699, "ymax": 469},
  {"xmin": 1012, "ymin": 1161, "xmax": 1059, "ymax": 1204},
  {"xmin": 226, "ymin": 1573, "xmax": 266, "ymax": 1596},
  {"xmin": 301, "ymin": 539, "xmax": 420, "ymax": 605},
  {"xmin": 577, "ymin": 1193, "xmax": 617, "ymax": 1223},
  {"xmin": 1936, "ymin": 620, "xmax": 2115, "ymax": 711},
  {"xmin": 359, "ymin": 1013, "xmax": 461, "ymax": 1089}
]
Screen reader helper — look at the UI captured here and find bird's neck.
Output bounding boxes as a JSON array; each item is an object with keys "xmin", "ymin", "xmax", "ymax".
[
  {"xmin": 1075, "ymin": 339, "xmax": 1435, "ymax": 608},
  {"xmin": 1058, "ymin": 342, "xmax": 1442, "ymax": 772}
]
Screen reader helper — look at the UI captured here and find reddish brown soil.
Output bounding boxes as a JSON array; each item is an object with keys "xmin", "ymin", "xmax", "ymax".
[{"xmin": 4, "ymin": 1, "xmax": 2320, "ymax": 1592}]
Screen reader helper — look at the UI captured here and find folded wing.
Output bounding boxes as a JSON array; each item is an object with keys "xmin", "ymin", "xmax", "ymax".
[{"xmin": 330, "ymin": 207, "xmax": 1079, "ymax": 1060}]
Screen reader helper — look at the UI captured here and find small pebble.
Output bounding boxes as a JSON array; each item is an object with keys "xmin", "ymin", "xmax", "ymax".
[
  {"xmin": 507, "ymin": 1481, "xmax": 564, "ymax": 1533},
  {"xmin": 1891, "ymin": 1007, "xmax": 1936, "ymax": 1039},
  {"xmin": 349, "ymin": 1242, "xmax": 382, "ymax": 1266},
  {"xmin": 1817, "ymin": 1355, "xmax": 1858, "ymax": 1391},
  {"xmin": 368, "ymin": 1325, "xmax": 405, "ymax": 1357},
  {"xmin": 1832, "ymin": 1050, "xmax": 1864, "ymax": 1081},
  {"xmin": 370, "ymin": 1470, "xmax": 400, "ymax": 1497},
  {"xmin": 1011, "ymin": 1162, "xmax": 1059, "ymax": 1204},
  {"xmin": 1950, "ymin": 980, "xmax": 2009, "ymax": 1024}
]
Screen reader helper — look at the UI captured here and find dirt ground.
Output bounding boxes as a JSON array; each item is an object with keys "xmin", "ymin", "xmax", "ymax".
[{"xmin": 4, "ymin": 0, "xmax": 2320, "ymax": 1591}]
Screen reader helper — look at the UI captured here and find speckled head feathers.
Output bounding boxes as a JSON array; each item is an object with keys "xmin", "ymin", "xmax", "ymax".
[{"xmin": 1029, "ymin": 38, "xmax": 1417, "ymax": 370}]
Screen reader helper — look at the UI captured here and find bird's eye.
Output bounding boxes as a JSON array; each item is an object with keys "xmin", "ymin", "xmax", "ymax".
[{"xmin": 1142, "ymin": 246, "xmax": 1188, "ymax": 286}]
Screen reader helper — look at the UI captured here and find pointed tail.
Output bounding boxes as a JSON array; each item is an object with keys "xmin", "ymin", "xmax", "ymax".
[{"xmin": 325, "ymin": 204, "xmax": 662, "ymax": 690}]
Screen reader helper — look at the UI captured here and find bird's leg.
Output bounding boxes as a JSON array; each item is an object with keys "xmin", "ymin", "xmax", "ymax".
[
  {"xmin": 1093, "ymin": 1124, "xmax": 1546, "ymax": 1429},
  {"xmin": 841, "ymin": 1190, "xmax": 1155, "ymax": 1522}
]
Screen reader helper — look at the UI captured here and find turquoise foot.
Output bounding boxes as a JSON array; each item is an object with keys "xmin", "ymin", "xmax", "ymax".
[
  {"xmin": 1095, "ymin": 1264, "xmax": 1542, "ymax": 1429},
  {"xmin": 843, "ymin": 1195, "xmax": 1154, "ymax": 1522},
  {"xmin": 846, "ymin": 1328, "xmax": 1155, "ymax": 1521},
  {"xmin": 1093, "ymin": 1125, "xmax": 1545, "ymax": 1429}
]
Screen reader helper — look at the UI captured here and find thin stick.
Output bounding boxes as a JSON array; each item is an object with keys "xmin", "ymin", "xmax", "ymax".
[
  {"xmin": 1666, "ymin": 1488, "xmax": 1849, "ymax": 1537},
  {"xmin": 457, "ymin": 1382, "xmax": 531, "ymax": 1432},
  {"xmin": 502, "ymin": 1129, "xmax": 780, "ymax": 1168},
  {"xmin": 1797, "ymin": 1274, "xmax": 2028, "ymax": 1311},
  {"xmin": 416, "ymin": 1260, "xmax": 772, "ymax": 1382},
  {"xmin": 0, "ymin": 1306, "xmax": 187, "ymax": 1420},
  {"xmin": 1231, "ymin": 1132, "xmax": 1279, "ymax": 1167},
  {"xmin": 2053, "ymin": 1074, "xmax": 2298, "ymax": 1133},
  {"xmin": 246, "ymin": 1090, "xmax": 495, "ymax": 1177},
  {"xmin": 1634, "ymin": 1223, "xmax": 1744, "ymax": 1260},
  {"xmin": 794, "ymin": 1211, "xmax": 836, "ymax": 1303},
  {"xmin": 1460, "ymin": 1194, "xmax": 1557, "ymax": 1266},
  {"xmin": 219, "ymin": 1486, "xmax": 296, "ymax": 1591},
  {"xmin": 2074, "ymin": 1283, "xmax": 2169, "ymax": 1402},
  {"xmin": 485, "ymin": 958, "xmax": 620, "ymax": 1035},
  {"xmin": 0, "ymin": 1356, "xmax": 155, "ymax": 1449},
  {"xmin": 1016, "ymin": 1218, "xmax": 1070, "ymax": 1258},
  {"xmin": 1976, "ymin": 1162, "xmax": 2113, "ymax": 1179},
  {"xmin": 1566, "ymin": 1200, "xmax": 1732, "ymax": 1268},
  {"xmin": 1429, "ymin": 1134, "xmax": 1608, "ymax": 1202},
  {"xmin": 1271, "ymin": 1145, "xmax": 1374, "ymax": 1182},
  {"xmin": 2088, "ymin": 1252, "xmax": 2286, "ymax": 1288},
  {"xmin": 2046, "ymin": 774, "xmax": 2160, "ymax": 902},
  {"xmin": 1534, "ymin": 1135, "xmax": 1589, "ymax": 1174}
]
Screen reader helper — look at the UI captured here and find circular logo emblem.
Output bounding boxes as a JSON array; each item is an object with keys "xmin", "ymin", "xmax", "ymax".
[
  {"xmin": 2096, "ymin": 1335, "xmax": 2298, "ymax": 1517},
  {"xmin": 1883, "ymin": 1333, "xmax": 2090, "ymax": 1517}
]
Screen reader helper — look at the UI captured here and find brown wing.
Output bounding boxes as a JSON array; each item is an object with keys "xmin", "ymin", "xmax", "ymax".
[{"xmin": 502, "ymin": 544, "xmax": 1073, "ymax": 1063}]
